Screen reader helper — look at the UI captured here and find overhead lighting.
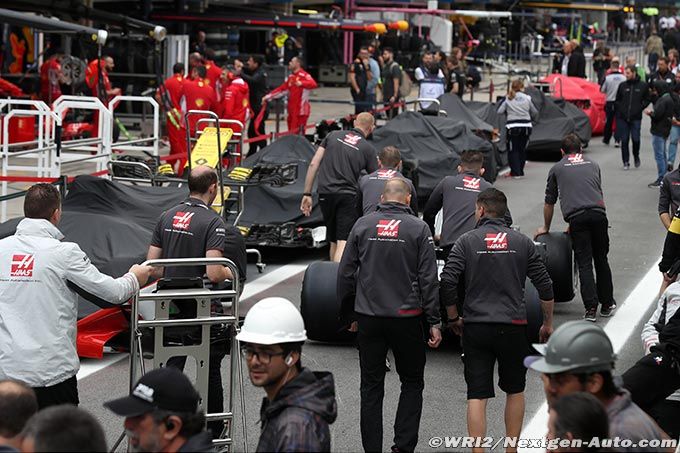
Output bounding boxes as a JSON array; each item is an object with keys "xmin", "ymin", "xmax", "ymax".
[{"xmin": 298, "ymin": 9, "xmax": 319, "ymax": 15}]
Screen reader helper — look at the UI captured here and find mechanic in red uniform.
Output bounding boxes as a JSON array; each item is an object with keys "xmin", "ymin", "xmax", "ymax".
[
  {"xmin": 189, "ymin": 51, "xmax": 221, "ymax": 90},
  {"xmin": 39, "ymin": 51, "xmax": 63, "ymax": 105},
  {"xmin": 262, "ymin": 56, "xmax": 317, "ymax": 134},
  {"xmin": 158, "ymin": 63, "xmax": 187, "ymax": 170},
  {"xmin": 219, "ymin": 62, "xmax": 251, "ymax": 134},
  {"xmin": 177, "ymin": 65, "xmax": 218, "ymax": 172},
  {"xmin": 85, "ymin": 56, "xmax": 121, "ymax": 101}
]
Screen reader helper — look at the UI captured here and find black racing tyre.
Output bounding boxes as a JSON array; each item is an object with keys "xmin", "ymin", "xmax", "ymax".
[
  {"xmin": 525, "ymin": 279, "xmax": 543, "ymax": 345},
  {"xmin": 535, "ymin": 232, "xmax": 574, "ymax": 302},
  {"xmin": 300, "ymin": 262, "xmax": 356, "ymax": 343}
]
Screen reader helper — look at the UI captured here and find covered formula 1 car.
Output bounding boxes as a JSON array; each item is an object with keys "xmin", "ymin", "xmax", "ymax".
[
  {"xmin": 0, "ymin": 176, "xmax": 189, "ymax": 358},
  {"xmin": 235, "ymin": 134, "xmax": 326, "ymax": 248},
  {"xmin": 541, "ymin": 74, "xmax": 607, "ymax": 136},
  {"xmin": 371, "ymin": 110, "xmax": 497, "ymax": 200},
  {"xmin": 467, "ymin": 86, "xmax": 591, "ymax": 154}
]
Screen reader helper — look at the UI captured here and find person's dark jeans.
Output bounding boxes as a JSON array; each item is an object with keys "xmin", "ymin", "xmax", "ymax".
[
  {"xmin": 569, "ymin": 210, "xmax": 614, "ymax": 310},
  {"xmin": 352, "ymin": 89, "xmax": 369, "ymax": 114},
  {"xmin": 622, "ymin": 348, "xmax": 680, "ymax": 416},
  {"xmin": 366, "ymin": 92, "xmax": 376, "ymax": 114},
  {"xmin": 248, "ymin": 105, "xmax": 268, "ymax": 155},
  {"xmin": 649, "ymin": 52, "xmax": 659, "ymax": 74},
  {"xmin": 32, "ymin": 375, "xmax": 79, "ymax": 409},
  {"xmin": 603, "ymin": 102, "xmax": 617, "ymax": 144},
  {"xmin": 358, "ymin": 314, "xmax": 426, "ymax": 452},
  {"xmin": 616, "ymin": 116, "xmax": 641, "ymax": 164},
  {"xmin": 507, "ymin": 127, "xmax": 531, "ymax": 176}
]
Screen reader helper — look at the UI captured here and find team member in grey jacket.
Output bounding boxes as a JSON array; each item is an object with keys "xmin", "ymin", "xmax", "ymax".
[
  {"xmin": 338, "ymin": 179, "xmax": 441, "ymax": 453},
  {"xmin": 497, "ymin": 79, "xmax": 538, "ymax": 178},
  {"xmin": 357, "ymin": 145, "xmax": 417, "ymax": 215},
  {"xmin": 601, "ymin": 59, "xmax": 626, "ymax": 145},
  {"xmin": 536, "ymin": 133, "xmax": 615, "ymax": 322},
  {"xmin": 659, "ymin": 167, "xmax": 680, "ymax": 229},
  {"xmin": 440, "ymin": 187, "xmax": 554, "ymax": 448},
  {"xmin": 0, "ymin": 184, "xmax": 152, "ymax": 409}
]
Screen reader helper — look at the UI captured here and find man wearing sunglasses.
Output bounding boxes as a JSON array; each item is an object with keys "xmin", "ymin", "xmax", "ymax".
[
  {"xmin": 236, "ymin": 297, "xmax": 337, "ymax": 452},
  {"xmin": 525, "ymin": 321, "xmax": 670, "ymax": 452}
]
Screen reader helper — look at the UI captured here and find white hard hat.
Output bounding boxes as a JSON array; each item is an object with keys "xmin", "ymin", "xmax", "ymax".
[{"xmin": 236, "ymin": 297, "xmax": 307, "ymax": 345}]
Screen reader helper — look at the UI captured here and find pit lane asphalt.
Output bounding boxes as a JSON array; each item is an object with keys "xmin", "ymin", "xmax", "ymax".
[{"xmin": 78, "ymin": 120, "xmax": 669, "ymax": 452}]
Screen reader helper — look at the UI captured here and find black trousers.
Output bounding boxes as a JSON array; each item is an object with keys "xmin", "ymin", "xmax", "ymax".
[
  {"xmin": 357, "ymin": 314, "xmax": 426, "ymax": 453},
  {"xmin": 569, "ymin": 210, "xmax": 614, "ymax": 310},
  {"xmin": 603, "ymin": 101, "xmax": 617, "ymax": 144},
  {"xmin": 507, "ymin": 127, "xmax": 531, "ymax": 177},
  {"xmin": 247, "ymin": 105, "xmax": 268, "ymax": 155},
  {"xmin": 622, "ymin": 348, "xmax": 680, "ymax": 415},
  {"xmin": 32, "ymin": 375, "xmax": 79, "ymax": 410}
]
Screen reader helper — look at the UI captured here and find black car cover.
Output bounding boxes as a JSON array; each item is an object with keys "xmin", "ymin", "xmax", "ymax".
[
  {"xmin": 469, "ymin": 87, "xmax": 591, "ymax": 153},
  {"xmin": 236, "ymin": 134, "xmax": 324, "ymax": 228},
  {"xmin": 371, "ymin": 111, "xmax": 495, "ymax": 199},
  {"xmin": 432, "ymin": 93, "xmax": 495, "ymax": 134},
  {"xmin": 0, "ymin": 176, "xmax": 188, "ymax": 317}
]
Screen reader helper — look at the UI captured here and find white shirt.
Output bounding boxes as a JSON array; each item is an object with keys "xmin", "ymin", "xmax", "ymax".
[
  {"xmin": 0, "ymin": 218, "xmax": 139, "ymax": 386},
  {"xmin": 415, "ymin": 66, "xmax": 445, "ymax": 108},
  {"xmin": 561, "ymin": 55, "xmax": 570, "ymax": 75}
]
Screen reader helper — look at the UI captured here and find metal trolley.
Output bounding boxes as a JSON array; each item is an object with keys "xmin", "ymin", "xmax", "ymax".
[{"xmin": 127, "ymin": 258, "xmax": 247, "ymax": 452}]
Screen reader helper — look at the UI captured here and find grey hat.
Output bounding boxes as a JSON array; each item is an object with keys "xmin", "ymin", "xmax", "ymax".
[{"xmin": 524, "ymin": 321, "xmax": 616, "ymax": 374}]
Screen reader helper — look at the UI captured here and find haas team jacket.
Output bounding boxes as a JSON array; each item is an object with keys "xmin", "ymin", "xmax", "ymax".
[
  {"xmin": 440, "ymin": 217, "xmax": 553, "ymax": 324},
  {"xmin": 338, "ymin": 202, "xmax": 440, "ymax": 326}
]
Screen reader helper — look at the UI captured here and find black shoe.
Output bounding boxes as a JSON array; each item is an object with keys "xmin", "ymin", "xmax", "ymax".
[
  {"xmin": 648, "ymin": 179, "xmax": 662, "ymax": 188},
  {"xmin": 600, "ymin": 303, "xmax": 617, "ymax": 317},
  {"xmin": 584, "ymin": 308, "xmax": 597, "ymax": 322},
  {"xmin": 602, "ymin": 139, "xmax": 610, "ymax": 145},
  {"xmin": 634, "ymin": 157, "xmax": 641, "ymax": 168}
]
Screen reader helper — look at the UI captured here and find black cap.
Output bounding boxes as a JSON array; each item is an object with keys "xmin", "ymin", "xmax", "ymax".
[{"xmin": 104, "ymin": 368, "xmax": 200, "ymax": 417}]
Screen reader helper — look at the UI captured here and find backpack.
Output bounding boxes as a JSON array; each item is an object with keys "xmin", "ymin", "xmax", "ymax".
[{"xmin": 389, "ymin": 61, "xmax": 412, "ymax": 99}]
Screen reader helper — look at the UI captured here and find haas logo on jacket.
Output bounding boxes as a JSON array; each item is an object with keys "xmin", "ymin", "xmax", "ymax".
[
  {"xmin": 342, "ymin": 133, "xmax": 362, "ymax": 146},
  {"xmin": 377, "ymin": 219, "xmax": 401, "ymax": 238},
  {"xmin": 484, "ymin": 232, "xmax": 508, "ymax": 250},
  {"xmin": 172, "ymin": 212, "xmax": 195, "ymax": 230},
  {"xmin": 463, "ymin": 176, "xmax": 481, "ymax": 190},
  {"xmin": 567, "ymin": 154, "xmax": 584, "ymax": 164},
  {"xmin": 377, "ymin": 169, "xmax": 397, "ymax": 179},
  {"xmin": 11, "ymin": 254, "xmax": 34, "ymax": 277}
]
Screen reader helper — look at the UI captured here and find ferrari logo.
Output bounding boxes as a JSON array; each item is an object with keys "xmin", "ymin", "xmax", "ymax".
[{"xmin": 196, "ymin": 98, "xmax": 204, "ymax": 107}]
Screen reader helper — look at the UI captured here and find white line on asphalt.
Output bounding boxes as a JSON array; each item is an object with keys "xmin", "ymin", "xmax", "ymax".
[
  {"xmin": 76, "ymin": 261, "xmax": 315, "ymax": 381},
  {"xmin": 240, "ymin": 262, "xmax": 312, "ymax": 301},
  {"xmin": 77, "ymin": 354, "xmax": 127, "ymax": 381},
  {"xmin": 519, "ymin": 259, "xmax": 662, "ymax": 452}
]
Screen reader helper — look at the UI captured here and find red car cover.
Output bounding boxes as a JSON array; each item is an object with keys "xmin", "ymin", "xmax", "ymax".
[{"xmin": 541, "ymin": 74, "xmax": 607, "ymax": 136}]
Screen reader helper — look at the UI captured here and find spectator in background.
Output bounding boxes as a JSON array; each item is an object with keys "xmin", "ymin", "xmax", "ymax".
[
  {"xmin": 625, "ymin": 55, "xmax": 647, "ymax": 81},
  {"xmin": 669, "ymin": 49, "xmax": 680, "ymax": 74},
  {"xmin": 649, "ymin": 56, "xmax": 675, "ymax": 86},
  {"xmin": 447, "ymin": 56, "xmax": 466, "ymax": 97},
  {"xmin": 666, "ymin": 71, "xmax": 680, "ymax": 174},
  {"xmin": 283, "ymin": 35, "xmax": 302, "ymax": 65},
  {"xmin": 663, "ymin": 26, "xmax": 680, "ymax": 56},
  {"xmin": 191, "ymin": 30, "xmax": 207, "ymax": 55},
  {"xmin": 415, "ymin": 52, "xmax": 445, "ymax": 109},
  {"xmin": 381, "ymin": 47, "xmax": 402, "ymax": 119},
  {"xmin": 20, "ymin": 406, "xmax": 107, "ymax": 453},
  {"xmin": 349, "ymin": 47, "xmax": 372, "ymax": 115},
  {"xmin": 105, "ymin": 368, "xmax": 213, "ymax": 453},
  {"xmin": 435, "ymin": 50, "xmax": 450, "ymax": 88},
  {"xmin": 569, "ymin": 40, "xmax": 587, "ymax": 78},
  {"xmin": 0, "ymin": 381, "xmax": 38, "ymax": 452},
  {"xmin": 366, "ymin": 47, "xmax": 380, "ymax": 113},
  {"xmin": 593, "ymin": 41, "xmax": 610, "ymax": 84},
  {"xmin": 241, "ymin": 54, "xmax": 269, "ymax": 155},
  {"xmin": 645, "ymin": 80, "xmax": 676, "ymax": 187},
  {"xmin": 646, "ymin": 30, "xmax": 665, "ymax": 73},
  {"xmin": 601, "ymin": 58, "xmax": 626, "ymax": 146},
  {"xmin": 547, "ymin": 393, "xmax": 609, "ymax": 452},
  {"xmin": 265, "ymin": 31, "xmax": 280, "ymax": 65},
  {"xmin": 615, "ymin": 65, "xmax": 650, "ymax": 169}
]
